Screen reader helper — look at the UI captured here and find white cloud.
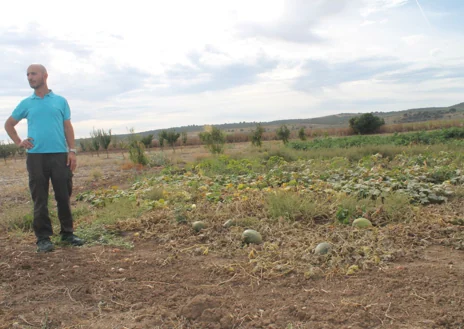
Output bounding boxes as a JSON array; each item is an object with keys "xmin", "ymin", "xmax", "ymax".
[
  {"xmin": 1, "ymin": 0, "xmax": 463, "ymax": 141},
  {"xmin": 402, "ymin": 34, "xmax": 426, "ymax": 46},
  {"xmin": 361, "ymin": 0, "xmax": 409, "ymax": 17}
]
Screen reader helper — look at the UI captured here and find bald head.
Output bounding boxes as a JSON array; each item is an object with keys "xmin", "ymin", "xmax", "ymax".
[
  {"xmin": 28, "ymin": 64, "xmax": 48, "ymax": 74},
  {"xmin": 27, "ymin": 64, "xmax": 48, "ymax": 91}
]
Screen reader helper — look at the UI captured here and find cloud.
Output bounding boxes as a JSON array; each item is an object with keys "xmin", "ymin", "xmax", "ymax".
[
  {"xmin": 157, "ymin": 52, "xmax": 279, "ymax": 95},
  {"xmin": 238, "ymin": 0, "xmax": 349, "ymax": 43},
  {"xmin": 0, "ymin": 24, "xmax": 93, "ymax": 57},
  {"xmin": 1, "ymin": 0, "xmax": 464, "ymax": 143},
  {"xmin": 401, "ymin": 34, "xmax": 426, "ymax": 46},
  {"xmin": 293, "ymin": 57, "xmax": 406, "ymax": 91},
  {"xmin": 0, "ymin": 22, "xmax": 152, "ymax": 102},
  {"xmin": 53, "ymin": 63, "xmax": 152, "ymax": 101},
  {"xmin": 0, "ymin": 24, "xmax": 94, "ymax": 97},
  {"xmin": 382, "ymin": 66, "xmax": 464, "ymax": 83},
  {"xmin": 361, "ymin": 0, "xmax": 409, "ymax": 17}
]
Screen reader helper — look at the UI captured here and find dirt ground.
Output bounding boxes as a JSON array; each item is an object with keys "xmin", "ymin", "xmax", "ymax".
[
  {"xmin": 1, "ymin": 154, "xmax": 463, "ymax": 329},
  {"xmin": 1, "ymin": 235, "xmax": 463, "ymax": 329}
]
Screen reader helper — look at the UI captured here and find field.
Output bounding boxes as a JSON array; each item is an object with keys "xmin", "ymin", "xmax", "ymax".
[{"xmin": 0, "ymin": 138, "xmax": 463, "ymax": 329}]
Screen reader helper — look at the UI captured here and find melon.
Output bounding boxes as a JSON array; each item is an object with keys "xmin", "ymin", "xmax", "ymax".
[
  {"xmin": 192, "ymin": 221, "xmax": 206, "ymax": 232},
  {"xmin": 314, "ymin": 242, "xmax": 332, "ymax": 255},
  {"xmin": 352, "ymin": 218, "xmax": 372, "ymax": 228},
  {"xmin": 241, "ymin": 229, "xmax": 262, "ymax": 244}
]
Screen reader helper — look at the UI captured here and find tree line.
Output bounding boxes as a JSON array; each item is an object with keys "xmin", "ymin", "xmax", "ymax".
[{"xmin": 0, "ymin": 113, "xmax": 385, "ymax": 163}]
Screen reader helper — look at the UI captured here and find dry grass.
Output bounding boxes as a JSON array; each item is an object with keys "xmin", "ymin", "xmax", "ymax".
[
  {"xmin": 110, "ymin": 195, "xmax": 463, "ymax": 281},
  {"xmin": 1, "ymin": 142, "xmax": 463, "ymax": 280}
]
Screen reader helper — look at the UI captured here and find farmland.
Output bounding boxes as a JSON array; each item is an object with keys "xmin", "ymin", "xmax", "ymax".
[{"xmin": 0, "ymin": 133, "xmax": 463, "ymax": 328}]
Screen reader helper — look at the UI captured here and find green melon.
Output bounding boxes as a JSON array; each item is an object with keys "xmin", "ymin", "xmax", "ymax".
[
  {"xmin": 314, "ymin": 242, "xmax": 332, "ymax": 255},
  {"xmin": 241, "ymin": 229, "xmax": 262, "ymax": 244},
  {"xmin": 192, "ymin": 221, "xmax": 206, "ymax": 232},
  {"xmin": 352, "ymin": 218, "xmax": 372, "ymax": 228}
]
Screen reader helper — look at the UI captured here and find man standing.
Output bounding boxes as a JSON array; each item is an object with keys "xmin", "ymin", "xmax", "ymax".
[{"xmin": 4, "ymin": 64, "xmax": 84, "ymax": 252}]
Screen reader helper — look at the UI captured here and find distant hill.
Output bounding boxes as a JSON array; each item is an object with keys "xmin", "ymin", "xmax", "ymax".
[{"xmin": 78, "ymin": 102, "xmax": 464, "ymax": 141}]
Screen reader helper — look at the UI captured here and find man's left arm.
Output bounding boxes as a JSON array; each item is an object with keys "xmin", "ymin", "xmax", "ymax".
[{"xmin": 64, "ymin": 120, "xmax": 77, "ymax": 172}]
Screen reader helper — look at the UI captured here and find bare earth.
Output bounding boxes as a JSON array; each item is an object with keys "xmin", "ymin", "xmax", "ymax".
[
  {"xmin": 1, "ymin": 237, "xmax": 463, "ymax": 329},
  {"xmin": 1, "ymin": 154, "xmax": 463, "ymax": 329}
]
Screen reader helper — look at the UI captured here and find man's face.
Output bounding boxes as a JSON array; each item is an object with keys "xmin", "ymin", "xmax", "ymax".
[{"xmin": 27, "ymin": 66, "xmax": 47, "ymax": 89}]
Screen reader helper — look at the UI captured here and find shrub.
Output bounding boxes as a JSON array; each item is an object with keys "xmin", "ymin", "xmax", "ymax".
[
  {"xmin": 129, "ymin": 141, "xmax": 148, "ymax": 166},
  {"xmin": 250, "ymin": 124, "xmax": 265, "ymax": 147},
  {"xmin": 199, "ymin": 126, "xmax": 226, "ymax": 154},
  {"xmin": 276, "ymin": 125, "xmax": 291, "ymax": 144},
  {"xmin": 349, "ymin": 113, "xmax": 385, "ymax": 134}
]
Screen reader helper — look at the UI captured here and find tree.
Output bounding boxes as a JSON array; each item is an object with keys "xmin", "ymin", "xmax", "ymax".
[
  {"xmin": 298, "ymin": 127, "xmax": 307, "ymax": 141},
  {"xmin": 181, "ymin": 131, "xmax": 188, "ymax": 151},
  {"xmin": 164, "ymin": 130, "xmax": 180, "ymax": 152},
  {"xmin": 250, "ymin": 124, "xmax": 264, "ymax": 147},
  {"xmin": 97, "ymin": 129, "xmax": 112, "ymax": 158},
  {"xmin": 349, "ymin": 113, "xmax": 385, "ymax": 134},
  {"xmin": 199, "ymin": 126, "xmax": 226, "ymax": 154},
  {"xmin": 117, "ymin": 138, "xmax": 128, "ymax": 159},
  {"xmin": 79, "ymin": 140, "xmax": 88, "ymax": 152},
  {"xmin": 0, "ymin": 141, "xmax": 12, "ymax": 163},
  {"xmin": 127, "ymin": 128, "xmax": 148, "ymax": 165},
  {"xmin": 129, "ymin": 141, "xmax": 148, "ymax": 166},
  {"xmin": 141, "ymin": 134, "xmax": 154, "ymax": 148},
  {"xmin": 7, "ymin": 143, "xmax": 18, "ymax": 161},
  {"xmin": 158, "ymin": 130, "xmax": 168, "ymax": 151},
  {"xmin": 276, "ymin": 125, "xmax": 291, "ymax": 144},
  {"xmin": 111, "ymin": 136, "xmax": 119, "ymax": 150},
  {"xmin": 90, "ymin": 129, "xmax": 101, "ymax": 157}
]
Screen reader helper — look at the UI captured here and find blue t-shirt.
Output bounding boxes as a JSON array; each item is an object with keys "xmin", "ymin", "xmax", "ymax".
[{"xmin": 12, "ymin": 91, "xmax": 71, "ymax": 153}]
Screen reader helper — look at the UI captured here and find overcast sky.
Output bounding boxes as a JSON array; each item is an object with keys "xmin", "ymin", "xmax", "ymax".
[{"xmin": 1, "ymin": 0, "xmax": 463, "ymax": 140}]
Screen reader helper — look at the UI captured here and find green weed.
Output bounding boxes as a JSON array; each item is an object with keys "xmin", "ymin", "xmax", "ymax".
[{"xmin": 266, "ymin": 191, "xmax": 321, "ymax": 222}]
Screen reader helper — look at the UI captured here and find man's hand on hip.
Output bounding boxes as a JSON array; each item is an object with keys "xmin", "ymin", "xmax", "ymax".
[{"xmin": 19, "ymin": 137, "xmax": 34, "ymax": 149}]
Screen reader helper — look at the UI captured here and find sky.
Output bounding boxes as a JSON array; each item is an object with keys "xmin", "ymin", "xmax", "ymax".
[{"xmin": 1, "ymin": 0, "xmax": 463, "ymax": 140}]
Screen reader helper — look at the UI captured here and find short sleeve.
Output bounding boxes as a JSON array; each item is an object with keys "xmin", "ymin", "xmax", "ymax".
[
  {"xmin": 63, "ymin": 99, "xmax": 71, "ymax": 121},
  {"xmin": 11, "ymin": 99, "xmax": 28, "ymax": 121}
]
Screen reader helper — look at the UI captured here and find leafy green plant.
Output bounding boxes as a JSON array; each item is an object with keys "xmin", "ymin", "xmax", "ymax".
[
  {"xmin": 250, "ymin": 124, "xmax": 265, "ymax": 147},
  {"xmin": 126, "ymin": 128, "xmax": 148, "ymax": 165},
  {"xmin": 199, "ymin": 126, "xmax": 226, "ymax": 154},
  {"xmin": 143, "ymin": 187, "xmax": 165, "ymax": 201},
  {"xmin": 97, "ymin": 129, "xmax": 112, "ymax": 158},
  {"xmin": 276, "ymin": 125, "xmax": 291, "ymax": 144},
  {"xmin": 298, "ymin": 127, "xmax": 307, "ymax": 141},
  {"xmin": 79, "ymin": 140, "xmax": 88, "ymax": 152},
  {"xmin": 381, "ymin": 193, "xmax": 414, "ymax": 222},
  {"xmin": 0, "ymin": 141, "xmax": 13, "ymax": 163},
  {"xmin": 129, "ymin": 141, "xmax": 148, "ymax": 166},
  {"xmin": 9, "ymin": 213, "xmax": 34, "ymax": 231},
  {"xmin": 164, "ymin": 130, "xmax": 181, "ymax": 151},
  {"xmin": 181, "ymin": 131, "xmax": 188, "ymax": 149},
  {"xmin": 349, "ymin": 113, "xmax": 385, "ymax": 134},
  {"xmin": 149, "ymin": 152, "xmax": 171, "ymax": 167},
  {"xmin": 289, "ymin": 128, "xmax": 464, "ymax": 155},
  {"xmin": 141, "ymin": 134, "xmax": 154, "ymax": 148},
  {"xmin": 266, "ymin": 191, "xmax": 320, "ymax": 221},
  {"xmin": 90, "ymin": 128, "xmax": 101, "ymax": 157}
]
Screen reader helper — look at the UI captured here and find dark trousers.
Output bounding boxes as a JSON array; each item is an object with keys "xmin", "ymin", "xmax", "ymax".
[{"xmin": 26, "ymin": 153, "xmax": 74, "ymax": 240}]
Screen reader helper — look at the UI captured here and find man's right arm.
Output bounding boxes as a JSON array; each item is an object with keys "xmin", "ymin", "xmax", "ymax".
[{"xmin": 4, "ymin": 116, "xmax": 33, "ymax": 149}]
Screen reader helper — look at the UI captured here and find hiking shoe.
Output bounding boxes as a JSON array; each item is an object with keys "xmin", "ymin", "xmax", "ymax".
[
  {"xmin": 61, "ymin": 234, "xmax": 85, "ymax": 246},
  {"xmin": 37, "ymin": 238, "xmax": 54, "ymax": 253}
]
